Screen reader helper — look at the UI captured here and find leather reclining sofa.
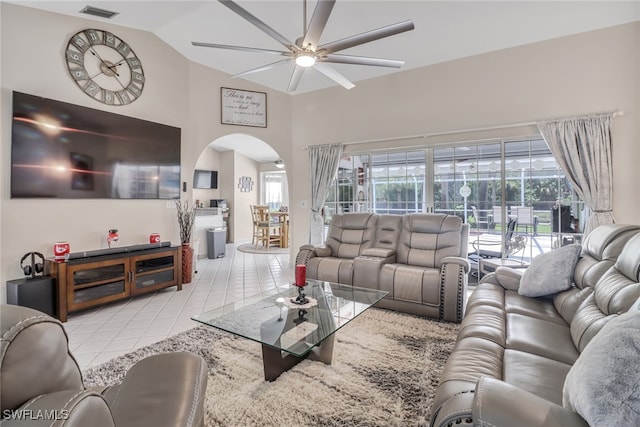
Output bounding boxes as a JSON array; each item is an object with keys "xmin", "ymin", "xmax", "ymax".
[
  {"xmin": 0, "ymin": 304, "xmax": 208, "ymax": 427},
  {"xmin": 296, "ymin": 213, "xmax": 470, "ymax": 322},
  {"xmin": 430, "ymin": 224, "xmax": 640, "ymax": 427}
]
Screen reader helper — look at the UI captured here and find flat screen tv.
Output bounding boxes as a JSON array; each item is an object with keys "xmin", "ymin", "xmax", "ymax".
[
  {"xmin": 193, "ymin": 169, "xmax": 218, "ymax": 189},
  {"xmin": 10, "ymin": 91, "xmax": 181, "ymax": 199}
]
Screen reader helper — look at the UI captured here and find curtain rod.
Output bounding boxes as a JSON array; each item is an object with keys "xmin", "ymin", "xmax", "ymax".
[{"xmin": 304, "ymin": 110, "xmax": 624, "ymax": 149}]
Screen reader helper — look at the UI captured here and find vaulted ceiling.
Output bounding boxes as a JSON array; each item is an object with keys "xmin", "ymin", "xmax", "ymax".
[{"xmin": 12, "ymin": 1, "xmax": 640, "ymax": 94}]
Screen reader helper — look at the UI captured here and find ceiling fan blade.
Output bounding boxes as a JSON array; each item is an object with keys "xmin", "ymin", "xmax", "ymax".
[
  {"xmin": 192, "ymin": 42, "xmax": 289, "ymax": 56},
  {"xmin": 301, "ymin": 0, "xmax": 336, "ymax": 50},
  {"xmin": 319, "ymin": 20, "xmax": 415, "ymax": 54},
  {"xmin": 232, "ymin": 59, "xmax": 291, "ymax": 78},
  {"xmin": 288, "ymin": 66, "xmax": 305, "ymax": 92},
  {"xmin": 314, "ymin": 63, "xmax": 355, "ymax": 90},
  {"xmin": 321, "ymin": 54, "xmax": 404, "ymax": 68},
  {"xmin": 218, "ymin": 0, "xmax": 295, "ymax": 50}
]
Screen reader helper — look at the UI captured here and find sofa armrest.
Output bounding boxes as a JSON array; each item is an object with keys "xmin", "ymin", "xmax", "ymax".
[
  {"xmin": 440, "ymin": 256, "xmax": 469, "ymax": 322},
  {"xmin": 480, "ymin": 266, "xmax": 524, "ymax": 291},
  {"xmin": 103, "ymin": 352, "xmax": 207, "ymax": 427},
  {"xmin": 429, "ymin": 390, "xmax": 474, "ymax": 427},
  {"xmin": 3, "ymin": 389, "xmax": 115, "ymax": 427},
  {"xmin": 473, "ymin": 377, "xmax": 589, "ymax": 427},
  {"xmin": 295, "ymin": 245, "xmax": 332, "ymax": 266},
  {"xmin": 361, "ymin": 248, "xmax": 396, "ymax": 259},
  {"xmin": 442, "ymin": 256, "xmax": 470, "ymax": 273}
]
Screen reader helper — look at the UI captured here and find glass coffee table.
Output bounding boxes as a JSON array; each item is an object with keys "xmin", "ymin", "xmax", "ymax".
[{"xmin": 192, "ymin": 279, "xmax": 388, "ymax": 381}]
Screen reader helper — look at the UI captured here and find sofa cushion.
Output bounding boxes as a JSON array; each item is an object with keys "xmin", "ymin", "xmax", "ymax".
[
  {"xmin": 306, "ymin": 257, "xmax": 355, "ymax": 285},
  {"xmin": 503, "ymin": 349, "xmax": 572, "ymax": 405},
  {"xmin": 325, "ymin": 213, "xmax": 377, "ymax": 258},
  {"xmin": 518, "ymin": 244, "xmax": 581, "ymax": 297},
  {"xmin": 506, "ymin": 313, "xmax": 579, "ymax": 365},
  {"xmin": 563, "ymin": 310, "xmax": 640, "ymax": 426},
  {"xmin": 396, "ymin": 214, "xmax": 462, "ymax": 268}
]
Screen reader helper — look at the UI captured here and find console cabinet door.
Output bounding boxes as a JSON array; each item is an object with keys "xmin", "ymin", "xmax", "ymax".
[
  {"xmin": 66, "ymin": 258, "xmax": 130, "ymax": 312},
  {"xmin": 130, "ymin": 249, "xmax": 179, "ymax": 296}
]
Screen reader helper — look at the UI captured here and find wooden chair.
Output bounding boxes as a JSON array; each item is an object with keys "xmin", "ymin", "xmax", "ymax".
[
  {"xmin": 253, "ymin": 205, "xmax": 281, "ymax": 250},
  {"xmin": 250, "ymin": 205, "xmax": 259, "ymax": 245}
]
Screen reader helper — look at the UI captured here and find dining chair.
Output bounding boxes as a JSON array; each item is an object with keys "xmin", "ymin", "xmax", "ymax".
[{"xmin": 253, "ymin": 205, "xmax": 281, "ymax": 250}]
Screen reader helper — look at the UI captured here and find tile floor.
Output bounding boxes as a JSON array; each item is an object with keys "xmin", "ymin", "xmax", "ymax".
[{"xmin": 63, "ymin": 243, "xmax": 293, "ymax": 370}]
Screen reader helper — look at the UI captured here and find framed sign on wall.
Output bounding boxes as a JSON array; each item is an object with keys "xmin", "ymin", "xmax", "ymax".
[{"xmin": 221, "ymin": 87, "xmax": 267, "ymax": 128}]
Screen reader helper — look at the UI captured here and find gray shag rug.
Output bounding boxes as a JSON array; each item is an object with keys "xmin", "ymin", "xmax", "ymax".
[
  {"xmin": 236, "ymin": 243, "xmax": 288, "ymax": 254},
  {"xmin": 83, "ymin": 308, "xmax": 458, "ymax": 426}
]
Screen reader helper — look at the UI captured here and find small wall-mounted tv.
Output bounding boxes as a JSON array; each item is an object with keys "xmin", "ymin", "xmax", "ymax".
[
  {"xmin": 10, "ymin": 91, "xmax": 181, "ymax": 199},
  {"xmin": 193, "ymin": 169, "xmax": 218, "ymax": 189}
]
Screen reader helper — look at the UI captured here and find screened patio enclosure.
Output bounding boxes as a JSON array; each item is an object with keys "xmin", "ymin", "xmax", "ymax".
[{"xmin": 324, "ymin": 137, "xmax": 584, "ymax": 275}]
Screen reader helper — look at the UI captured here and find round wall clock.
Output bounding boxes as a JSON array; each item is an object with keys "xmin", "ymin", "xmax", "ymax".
[{"xmin": 65, "ymin": 29, "xmax": 145, "ymax": 105}]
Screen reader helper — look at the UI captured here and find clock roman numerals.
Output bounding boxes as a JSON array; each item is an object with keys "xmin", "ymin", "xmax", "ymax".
[
  {"xmin": 104, "ymin": 31, "xmax": 117, "ymax": 48},
  {"xmin": 84, "ymin": 29, "xmax": 101, "ymax": 45},
  {"xmin": 127, "ymin": 57, "xmax": 142, "ymax": 70},
  {"xmin": 65, "ymin": 29, "xmax": 145, "ymax": 105}
]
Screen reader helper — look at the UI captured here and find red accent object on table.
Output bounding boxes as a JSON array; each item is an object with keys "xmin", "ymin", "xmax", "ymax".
[
  {"xmin": 295, "ymin": 264, "xmax": 306, "ymax": 287},
  {"xmin": 150, "ymin": 233, "xmax": 161, "ymax": 243},
  {"xmin": 54, "ymin": 241, "xmax": 70, "ymax": 260}
]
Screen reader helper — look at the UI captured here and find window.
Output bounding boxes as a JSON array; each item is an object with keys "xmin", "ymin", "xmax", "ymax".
[
  {"xmin": 260, "ymin": 171, "xmax": 288, "ymax": 210},
  {"xmin": 324, "ymin": 137, "xmax": 583, "ymax": 261}
]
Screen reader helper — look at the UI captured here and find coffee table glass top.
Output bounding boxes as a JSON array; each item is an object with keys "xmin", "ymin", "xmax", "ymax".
[{"xmin": 192, "ymin": 280, "xmax": 388, "ymax": 357}]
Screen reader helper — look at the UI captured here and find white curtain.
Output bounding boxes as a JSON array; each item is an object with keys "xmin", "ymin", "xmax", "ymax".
[
  {"xmin": 308, "ymin": 143, "xmax": 344, "ymax": 245},
  {"xmin": 537, "ymin": 113, "xmax": 615, "ymax": 236}
]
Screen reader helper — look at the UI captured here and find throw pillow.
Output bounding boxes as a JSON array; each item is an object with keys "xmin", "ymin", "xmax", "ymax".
[
  {"xmin": 563, "ymin": 310, "xmax": 640, "ymax": 426},
  {"xmin": 518, "ymin": 243, "xmax": 581, "ymax": 297}
]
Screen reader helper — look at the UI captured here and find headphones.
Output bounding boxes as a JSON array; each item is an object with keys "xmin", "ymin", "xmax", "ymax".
[{"xmin": 21, "ymin": 251, "xmax": 45, "ymax": 278}]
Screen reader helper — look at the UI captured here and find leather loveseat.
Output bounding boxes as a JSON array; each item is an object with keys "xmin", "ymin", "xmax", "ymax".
[
  {"xmin": 430, "ymin": 224, "xmax": 640, "ymax": 427},
  {"xmin": 296, "ymin": 213, "xmax": 470, "ymax": 322},
  {"xmin": 0, "ymin": 304, "xmax": 208, "ymax": 427}
]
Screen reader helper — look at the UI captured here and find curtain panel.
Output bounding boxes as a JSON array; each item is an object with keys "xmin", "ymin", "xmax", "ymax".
[
  {"xmin": 308, "ymin": 143, "xmax": 344, "ymax": 245},
  {"xmin": 537, "ymin": 113, "xmax": 615, "ymax": 236}
]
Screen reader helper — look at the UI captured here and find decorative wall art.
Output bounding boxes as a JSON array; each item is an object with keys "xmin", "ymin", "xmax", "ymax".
[
  {"xmin": 221, "ymin": 87, "xmax": 267, "ymax": 128},
  {"xmin": 238, "ymin": 176, "xmax": 254, "ymax": 192}
]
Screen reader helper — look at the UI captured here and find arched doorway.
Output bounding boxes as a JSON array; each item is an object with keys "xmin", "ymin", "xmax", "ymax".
[{"xmin": 191, "ymin": 133, "xmax": 289, "ymax": 255}]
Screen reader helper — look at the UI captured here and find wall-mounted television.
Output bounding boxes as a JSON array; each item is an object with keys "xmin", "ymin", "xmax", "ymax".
[
  {"xmin": 10, "ymin": 91, "xmax": 181, "ymax": 199},
  {"xmin": 193, "ymin": 169, "xmax": 218, "ymax": 189}
]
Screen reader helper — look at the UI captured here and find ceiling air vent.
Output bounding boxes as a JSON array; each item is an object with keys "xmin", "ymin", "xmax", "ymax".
[{"xmin": 79, "ymin": 6, "xmax": 119, "ymax": 19}]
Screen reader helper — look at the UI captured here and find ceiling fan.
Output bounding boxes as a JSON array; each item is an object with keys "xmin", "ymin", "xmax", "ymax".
[{"xmin": 192, "ymin": 0, "xmax": 415, "ymax": 92}]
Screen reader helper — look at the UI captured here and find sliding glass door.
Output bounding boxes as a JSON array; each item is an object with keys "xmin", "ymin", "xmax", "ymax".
[{"xmin": 325, "ymin": 137, "xmax": 583, "ymax": 266}]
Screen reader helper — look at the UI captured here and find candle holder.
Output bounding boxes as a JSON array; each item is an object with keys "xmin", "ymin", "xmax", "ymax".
[
  {"xmin": 291, "ymin": 283, "xmax": 309, "ymax": 305},
  {"xmin": 293, "ymin": 308, "xmax": 307, "ymax": 325}
]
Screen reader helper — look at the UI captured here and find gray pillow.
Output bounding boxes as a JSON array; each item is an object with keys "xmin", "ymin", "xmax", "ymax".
[
  {"xmin": 563, "ymin": 310, "xmax": 640, "ymax": 426},
  {"xmin": 518, "ymin": 243, "xmax": 581, "ymax": 297}
]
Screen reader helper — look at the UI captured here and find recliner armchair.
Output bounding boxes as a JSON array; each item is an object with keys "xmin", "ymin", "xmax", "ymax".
[{"xmin": 0, "ymin": 304, "xmax": 208, "ymax": 427}]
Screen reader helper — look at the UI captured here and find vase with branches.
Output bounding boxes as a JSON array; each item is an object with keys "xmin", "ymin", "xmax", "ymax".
[
  {"xmin": 175, "ymin": 200, "xmax": 196, "ymax": 283},
  {"xmin": 175, "ymin": 199, "xmax": 196, "ymax": 244}
]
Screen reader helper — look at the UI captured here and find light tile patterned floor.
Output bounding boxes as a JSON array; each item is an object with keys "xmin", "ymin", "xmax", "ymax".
[{"xmin": 63, "ymin": 243, "xmax": 293, "ymax": 370}]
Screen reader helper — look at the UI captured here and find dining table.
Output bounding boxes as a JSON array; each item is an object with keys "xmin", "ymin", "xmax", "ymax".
[{"xmin": 270, "ymin": 211, "xmax": 289, "ymax": 248}]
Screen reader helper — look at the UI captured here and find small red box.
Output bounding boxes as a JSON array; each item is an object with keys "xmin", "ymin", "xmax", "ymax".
[{"xmin": 54, "ymin": 241, "xmax": 70, "ymax": 260}]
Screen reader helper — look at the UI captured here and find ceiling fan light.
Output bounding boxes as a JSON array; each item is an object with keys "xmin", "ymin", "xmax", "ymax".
[
  {"xmin": 295, "ymin": 54, "xmax": 316, "ymax": 67},
  {"xmin": 275, "ymin": 159, "xmax": 285, "ymax": 168}
]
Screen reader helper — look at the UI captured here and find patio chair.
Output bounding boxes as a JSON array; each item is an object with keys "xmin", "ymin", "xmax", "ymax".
[{"xmin": 470, "ymin": 218, "xmax": 527, "ymax": 260}]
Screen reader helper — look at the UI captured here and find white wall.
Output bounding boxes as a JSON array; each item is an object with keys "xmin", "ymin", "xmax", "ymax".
[
  {"xmin": 1, "ymin": 3, "xmax": 638, "ymax": 304},
  {"xmin": 232, "ymin": 151, "xmax": 259, "ymax": 242},
  {"xmin": 193, "ymin": 146, "xmax": 222, "ymax": 206},
  {"xmin": 0, "ymin": 3, "xmax": 293, "ymax": 301},
  {"xmin": 288, "ymin": 21, "xmax": 640, "ymax": 254}
]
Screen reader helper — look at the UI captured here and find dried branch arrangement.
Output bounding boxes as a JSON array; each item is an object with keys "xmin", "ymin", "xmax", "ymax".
[{"xmin": 175, "ymin": 200, "xmax": 196, "ymax": 244}]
